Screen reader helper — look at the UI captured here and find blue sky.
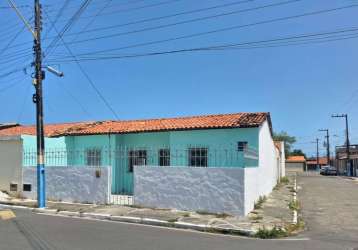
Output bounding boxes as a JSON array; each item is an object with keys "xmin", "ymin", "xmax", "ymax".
[{"xmin": 0, "ymin": 0, "xmax": 357, "ymax": 156}]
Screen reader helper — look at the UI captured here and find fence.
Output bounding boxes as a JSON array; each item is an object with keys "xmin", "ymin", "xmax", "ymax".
[
  {"xmin": 23, "ymin": 145, "xmax": 259, "ymax": 195},
  {"xmin": 23, "ymin": 145, "xmax": 258, "ymax": 168}
]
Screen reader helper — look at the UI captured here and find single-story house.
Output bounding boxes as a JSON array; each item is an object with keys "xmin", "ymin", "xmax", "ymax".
[
  {"xmin": 0, "ymin": 112, "xmax": 285, "ymax": 216},
  {"xmin": 286, "ymin": 156, "xmax": 306, "ymax": 173},
  {"xmin": 306, "ymin": 157, "xmax": 328, "ymax": 170}
]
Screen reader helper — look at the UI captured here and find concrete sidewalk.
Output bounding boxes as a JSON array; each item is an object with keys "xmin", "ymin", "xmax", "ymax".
[{"xmin": 0, "ymin": 177, "xmax": 297, "ymax": 237}]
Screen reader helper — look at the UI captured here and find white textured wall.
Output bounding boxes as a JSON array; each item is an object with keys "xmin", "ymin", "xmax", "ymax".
[
  {"xmin": 0, "ymin": 137, "xmax": 22, "ymax": 192},
  {"xmin": 244, "ymin": 121, "xmax": 279, "ymax": 214},
  {"xmin": 22, "ymin": 166, "xmax": 111, "ymax": 204},
  {"xmin": 134, "ymin": 166, "xmax": 246, "ymax": 216},
  {"xmin": 280, "ymin": 141, "xmax": 286, "ymax": 177},
  {"xmin": 134, "ymin": 121, "xmax": 279, "ymax": 216}
]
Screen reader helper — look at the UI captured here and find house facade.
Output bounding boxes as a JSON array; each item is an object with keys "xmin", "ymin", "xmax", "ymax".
[
  {"xmin": 0, "ymin": 112, "xmax": 284, "ymax": 214},
  {"xmin": 286, "ymin": 156, "xmax": 306, "ymax": 173}
]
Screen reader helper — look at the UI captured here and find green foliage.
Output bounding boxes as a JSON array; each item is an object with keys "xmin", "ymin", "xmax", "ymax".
[
  {"xmin": 290, "ymin": 149, "xmax": 307, "ymax": 158},
  {"xmin": 273, "ymin": 131, "xmax": 296, "ymax": 156},
  {"xmin": 289, "ymin": 200, "xmax": 300, "ymax": 211},
  {"xmin": 255, "ymin": 226, "xmax": 287, "ymax": 239},
  {"xmin": 254, "ymin": 195, "xmax": 267, "ymax": 209},
  {"xmin": 280, "ymin": 176, "xmax": 290, "ymax": 184}
]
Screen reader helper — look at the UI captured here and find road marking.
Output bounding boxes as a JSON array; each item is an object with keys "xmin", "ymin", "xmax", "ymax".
[{"xmin": 0, "ymin": 210, "xmax": 16, "ymax": 220}]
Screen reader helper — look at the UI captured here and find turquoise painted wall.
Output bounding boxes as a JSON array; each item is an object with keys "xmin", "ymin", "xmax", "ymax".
[
  {"xmin": 21, "ymin": 128, "xmax": 259, "ymax": 195},
  {"xmin": 22, "ymin": 135, "xmax": 68, "ymax": 167},
  {"xmin": 169, "ymin": 128, "xmax": 258, "ymax": 167}
]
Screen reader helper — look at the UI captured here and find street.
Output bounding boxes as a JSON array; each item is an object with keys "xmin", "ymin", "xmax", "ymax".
[
  {"xmin": 0, "ymin": 175, "xmax": 357, "ymax": 250},
  {"xmin": 298, "ymin": 174, "xmax": 358, "ymax": 247}
]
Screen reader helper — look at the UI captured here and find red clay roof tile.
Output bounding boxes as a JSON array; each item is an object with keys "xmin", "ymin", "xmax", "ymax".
[
  {"xmin": 0, "ymin": 113, "xmax": 271, "ymax": 137},
  {"xmin": 52, "ymin": 112, "xmax": 271, "ymax": 137}
]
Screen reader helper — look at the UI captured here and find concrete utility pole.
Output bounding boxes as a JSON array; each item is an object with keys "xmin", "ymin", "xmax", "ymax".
[
  {"xmin": 33, "ymin": 0, "xmax": 46, "ymax": 208},
  {"xmin": 7, "ymin": 0, "xmax": 46, "ymax": 208},
  {"xmin": 316, "ymin": 138, "xmax": 320, "ymax": 170},
  {"xmin": 332, "ymin": 114, "xmax": 352, "ymax": 176},
  {"xmin": 319, "ymin": 129, "xmax": 330, "ymax": 166}
]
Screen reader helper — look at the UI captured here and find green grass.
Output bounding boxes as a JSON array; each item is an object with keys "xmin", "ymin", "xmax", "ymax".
[
  {"xmin": 285, "ymin": 219, "xmax": 305, "ymax": 235},
  {"xmin": 255, "ymin": 226, "xmax": 288, "ymax": 239},
  {"xmin": 181, "ymin": 212, "xmax": 190, "ymax": 217},
  {"xmin": 167, "ymin": 218, "xmax": 179, "ymax": 223},
  {"xmin": 288, "ymin": 200, "xmax": 300, "ymax": 211},
  {"xmin": 254, "ymin": 196, "xmax": 267, "ymax": 209},
  {"xmin": 280, "ymin": 176, "xmax": 290, "ymax": 184}
]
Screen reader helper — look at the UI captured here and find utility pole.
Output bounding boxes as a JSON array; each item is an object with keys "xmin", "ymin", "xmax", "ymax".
[
  {"xmin": 316, "ymin": 138, "xmax": 320, "ymax": 170},
  {"xmin": 332, "ymin": 114, "xmax": 352, "ymax": 176},
  {"xmin": 319, "ymin": 129, "xmax": 330, "ymax": 166},
  {"xmin": 7, "ymin": 0, "xmax": 45, "ymax": 208},
  {"xmin": 33, "ymin": 0, "xmax": 46, "ymax": 208}
]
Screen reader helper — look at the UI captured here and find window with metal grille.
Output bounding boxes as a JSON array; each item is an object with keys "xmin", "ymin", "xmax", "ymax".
[
  {"xmin": 86, "ymin": 149, "xmax": 102, "ymax": 166},
  {"xmin": 128, "ymin": 150, "xmax": 147, "ymax": 172},
  {"xmin": 238, "ymin": 141, "xmax": 248, "ymax": 152},
  {"xmin": 23, "ymin": 184, "xmax": 32, "ymax": 192},
  {"xmin": 159, "ymin": 149, "xmax": 170, "ymax": 166},
  {"xmin": 188, "ymin": 148, "xmax": 208, "ymax": 167}
]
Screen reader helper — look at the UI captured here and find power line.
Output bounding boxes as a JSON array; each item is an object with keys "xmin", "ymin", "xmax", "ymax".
[
  {"xmin": 63, "ymin": 0, "xmax": 255, "ymax": 37},
  {"xmin": 53, "ymin": 79, "xmax": 94, "ymax": 120},
  {"xmin": 52, "ymin": 0, "xmax": 183, "ymax": 24},
  {"xmin": 42, "ymin": 0, "xmax": 71, "ymax": 41},
  {"xmin": 50, "ymin": 0, "xmax": 303, "ymax": 47},
  {"xmin": 44, "ymin": 0, "xmax": 92, "ymax": 58},
  {"xmin": 0, "ymin": 66, "xmax": 29, "ymax": 79},
  {"xmin": 17, "ymin": 81, "xmax": 32, "ymax": 123},
  {"xmin": 43, "ymin": 9, "xmax": 119, "ymax": 120},
  {"xmin": 47, "ymin": 26, "xmax": 358, "ymax": 63},
  {"xmin": 69, "ymin": 0, "xmax": 113, "ymax": 42},
  {"xmin": 46, "ymin": 3, "xmax": 358, "ymax": 58},
  {"xmin": 4, "ymin": 0, "xmax": 253, "ymax": 50},
  {"xmin": 0, "ymin": 75, "xmax": 26, "ymax": 93}
]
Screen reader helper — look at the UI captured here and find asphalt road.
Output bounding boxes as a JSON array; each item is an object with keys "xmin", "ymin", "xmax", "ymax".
[
  {"xmin": 0, "ymin": 175, "xmax": 357, "ymax": 250},
  {"xmin": 297, "ymin": 174, "xmax": 358, "ymax": 249}
]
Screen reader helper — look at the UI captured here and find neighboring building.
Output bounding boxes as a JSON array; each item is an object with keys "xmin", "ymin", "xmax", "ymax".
[
  {"xmin": 335, "ymin": 145, "xmax": 358, "ymax": 176},
  {"xmin": 306, "ymin": 157, "xmax": 328, "ymax": 170},
  {"xmin": 0, "ymin": 123, "xmax": 19, "ymax": 130},
  {"xmin": 0, "ymin": 112, "xmax": 284, "ymax": 215},
  {"xmin": 274, "ymin": 141, "xmax": 286, "ymax": 178},
  {"xmin": 0, "ymin": 136, "xmax": 22, "ymax": 193},
  {"xmin": 286, "ymin": 156, "xmax": 306, "ymax": 173}
]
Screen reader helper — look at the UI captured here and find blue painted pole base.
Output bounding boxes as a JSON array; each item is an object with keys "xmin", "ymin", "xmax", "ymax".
[{"xmin": 37, "ymin": 164, "xmax": 46, "ymax": 208}]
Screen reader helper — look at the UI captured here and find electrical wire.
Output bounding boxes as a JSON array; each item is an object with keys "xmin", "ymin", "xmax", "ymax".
[
  {"xmin": 63, "ymin": 0, "xmax": 254, "ymax": 37},
  {"xmin": 50, "ymin": 0, "xmax": 303, "ymax": 47},
  {"xmin": 46, "ymin": 3, "xmax": 358, "ymax": 58},
  {"xmin": 43, "ymin": 9, "xmax": 119, "ymax": 120},
  {"xmin": 44, "ymin": 0, "xmax": 92, "ymax": 58},
  {"xmin": 52, "ymin": 0, "xmax": 183, "ymax": 23},
  {"xmin": 47, "ymin": 27, "xmax": 358, "ymax": 63},
  {"xmin": 69, "ymin": 0, "xmax": 113, "ymax": 42}
]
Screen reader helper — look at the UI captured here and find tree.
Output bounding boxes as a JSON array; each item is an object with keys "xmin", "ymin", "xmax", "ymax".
[
  {"xmin": 290, "ymin": 149, "xmax": 307, "ymax": 159},
  {"xmin": 273, "ymin": 131, "xmax": 296, "ymax": 157}
]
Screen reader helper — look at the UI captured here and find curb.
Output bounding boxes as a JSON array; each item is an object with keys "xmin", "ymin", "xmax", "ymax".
[{"xmin": 0, "ymin": 202, "xmax": 256, "ymax": 237}]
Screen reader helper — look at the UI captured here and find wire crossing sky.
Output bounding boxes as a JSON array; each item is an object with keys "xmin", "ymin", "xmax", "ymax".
[{"xmin": 0, "ymin": 0, "xmax": 357, "ymax": 156}]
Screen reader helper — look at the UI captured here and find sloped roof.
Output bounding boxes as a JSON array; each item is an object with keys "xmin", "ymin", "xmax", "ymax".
[
  {"xmin": 0, "ymin": 122, "xmax": 94, "ymax": 137},
  {"xmin": 0, "ymin": 123, "xmax": 19, "ymax": 130},
  {"xmin": 0, "ymin": 113, "xmax": 272, "ymax": 138},
  {"xmin": 286, "ymin": 155, "xmax": 306, "ymax": 163},
  {"xmin": 52, "ymin": 112, "xmax": 272, "ymax": 137},
  {"xmin": 306, "ymin": 157, "xmax": 328, "ymax": 165}
]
